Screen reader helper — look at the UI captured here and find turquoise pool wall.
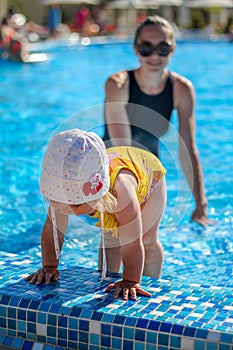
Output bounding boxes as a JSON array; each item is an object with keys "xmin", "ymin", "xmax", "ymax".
[{"xmin": 0, "ymin": 252, "xmax": 232, "ymax": 350}]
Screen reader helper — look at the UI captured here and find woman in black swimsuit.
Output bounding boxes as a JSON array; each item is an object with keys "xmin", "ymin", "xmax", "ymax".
[{"xmin": 103, "ymin": 15, "xmax": 211, "ymax": 226}]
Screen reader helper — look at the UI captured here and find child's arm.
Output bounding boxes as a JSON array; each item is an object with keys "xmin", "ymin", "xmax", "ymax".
[
  {"xmin": 25, "ymin": 206, "xmax": 68, "ymax": 285},
  {"xmin": 105, "ymin": 170, "xmax": 152, "ymax": 300}
]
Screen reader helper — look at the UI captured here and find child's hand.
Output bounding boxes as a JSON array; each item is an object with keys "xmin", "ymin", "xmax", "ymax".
[
  {"xmin": 25, "ymin": 266, "xmax": 59, "ymax": 285},
  {"xmin": 105, "ymin": 279, "xmax": 152, "ymax": 300}
]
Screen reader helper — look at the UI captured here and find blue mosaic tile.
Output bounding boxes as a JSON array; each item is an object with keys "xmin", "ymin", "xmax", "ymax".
[
  {"xmin": 194, "ymin": 339, "xmax": 206, "ymax": 350},
  {"xmin": 0, "ymin": 252, "xmax": 233, "ymax": 350},
  {"xmin": 12, "ymin": 337, "xmax": 24, "ymax": 349},
  {"xmin": 9, "ymin": 297, "xmax": 21, "ymax": 307},
  {"xmin": 79, "ymin": 319, "xmax": 89, "ymax": 331},
  {"xmin": 37, "ymin": 312, "xmax": 46, "ymax": 324},
  {"xmin": 22, "ymin": 340, "xmax": 33, "ymax": 349},
  {"xmin": 170, "ymin": 335, "xmax": 181, "ymax": 348},
  {"xmin": 0, "ymin": 317, "xmax": 6, "ymax": 328},
  {"xmin": 0, "ymin": 306, "xmax": 6, "ymax": 317},
  {"xmin": 112, "ymin": 325, "xmax": 122, "ymax": 338},
  {"xmin": 38, "ymin": 303, "xmax": 50, "ymax": 312},
  {"xmin": 158, "ymin": 333, "xmax": 169, "ymax": 346},
  {"xmin": 207, "ymin": 343, "xmax": 218, "ymax": 350},
  {"xmin": 136, "ymin": 318, "xmax": 149, "ymax": 329},
  {"xmin": 146, "ymin": 345, "xmax": 158, "ymax": 350},
  {"xmin": 90, "ymin": 311, "xmax": 101, "ymax": 321},
  {"xmin": 159, "ymin": 322, "xmax": 173, "ymax": 333},
  {"xmin": 101, "ymin": 335, "xmax": 111, "ymax": 347},
  {"xmin": 46, "ymin": 337, "xmax": 56, "ymax": 345},
  {"xmin": 48, "ymin": 314, "xmax": 57, "ymax": 326},
  {"xmin": 123, "ymin": 339, "xmax": 133, "ymax": 350},
  {"xmin": 183, "ymin": 326, "xmax": 196, "ymax": 337},
  {"xmin": 49, "ymin": 304, "xmax": 60, "ymax": 314},
  {"xmin": 148, "ymin": 320, "xmax": 161, "ymax": 331},
  {"xmin": 58, "ymin": 315, "xmax": 68, "ymax": 328},
  {"xmin": 101, "ymin": 323, "xmax": 111, "ymax": 336},
  {"xmin": 68, "ymin": 317, "xmax": 78, "ymax": 330},
  {"xmin": 8, "ymin": 319, "xmax": 16, "ymax": 330},
  {"xmin": 3, "ymin": 335, "xmax": 14, "ymax": 347},
  {"xmin": 221, "ymin": 333, "xmax": 233, "ymax": 343},
  {"xmin": 135, "ymin": 329, "xmax": 146, "ymax": 342},
  {"xmin": 134, "ymin": 341, "xmax": 145, "ymax": 350},
  {"xmin": 0, "ymin": 295, "xmax": 11, "ymax": 305},
  {"xmin": 89, "ymin": 346, "xmax": 99, "ymax": 350},
  {"xmin": 123, "ymin": 327, "xmax": 135, "ymax": 339},
  {"xmin": 68, "ymin": 329, "xmax": 78, "ymax": 341},
  {"xmin": 171, "ymin": 324, "xmax": 184, "ymax": 335},
  {"xmin": 111, "ymin": 337, "xmax": 122, "ymax": 349},
  {"xmin": 146, "ymin": 330, "xmax": 157, "ymax": 344},
  {"xmin": 28, "ymin": 311, "xmax": 36, "ymax": 322},
  {"xmin": 27, "ymin": 322, "xmax": 36, "ymax": 333},
  {"xmin": 80, "ymin": 308, "xmax": 93, "ymax": 319},
  {"xmin": 196, "ymin": 329, "xmax": 209, "ymax": 339},
  {"xmin": 29, "ymin": 300, "xmax": 41, "ymax": 310},
  {"xmin": 70, "ymin": 307, "xmax": 82, "ymax": 317},
  {"xmin": 221, "ymin": 345, "xmax": 232, "ymax": 350}
]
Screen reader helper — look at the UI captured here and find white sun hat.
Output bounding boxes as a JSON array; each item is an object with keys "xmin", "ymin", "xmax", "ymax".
[
  {"xmin": 40, "ymin": 129, "xmax": 110, "ymax": 277},
  {"xmin": 40, "ymin": 128, "xmax": 110, "ymax": 204}
]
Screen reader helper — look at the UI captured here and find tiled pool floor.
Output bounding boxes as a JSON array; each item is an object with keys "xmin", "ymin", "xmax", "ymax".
[{"xmin": 0, "ymin": 251, "xmax": 232, "ymax": 350}]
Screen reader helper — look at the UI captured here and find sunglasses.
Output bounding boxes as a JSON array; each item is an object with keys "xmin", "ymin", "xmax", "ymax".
[{"xmin": 136, "ymin": 41, "xmax": 173, "ymax": 57}]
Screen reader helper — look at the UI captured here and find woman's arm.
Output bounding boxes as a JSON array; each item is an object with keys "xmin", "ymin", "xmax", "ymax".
[
  {"xmin": 174, "ymin": 76, "xmax": 208, "ymax": 225},
  {"xmin": 105, "ymin": 72, "xmax": 132, "ymax": 146}
]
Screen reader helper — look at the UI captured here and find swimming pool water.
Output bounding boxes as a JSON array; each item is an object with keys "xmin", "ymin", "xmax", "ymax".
[{"xmin": 0, "ymin": 39, "xmax": 232, "ymax": 288}]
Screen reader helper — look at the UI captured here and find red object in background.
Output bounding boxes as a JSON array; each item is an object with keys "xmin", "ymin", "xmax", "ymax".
[{"xmin": 74, "ymin": 7, "xmax": 90, "ymax": 30}]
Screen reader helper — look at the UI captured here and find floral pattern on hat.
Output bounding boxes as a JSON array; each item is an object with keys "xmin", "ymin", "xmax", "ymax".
[{"xmin": 83, "ymin": 173, "xmax": 103, "ymax": 196}]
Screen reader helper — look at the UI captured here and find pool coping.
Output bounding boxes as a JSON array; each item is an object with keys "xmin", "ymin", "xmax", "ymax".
[{"xmin": 0, "ymin": 252, "xmax": 233, "ymax": 350}]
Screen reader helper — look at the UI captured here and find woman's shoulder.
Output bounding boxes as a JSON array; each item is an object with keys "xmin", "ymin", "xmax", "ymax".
[
  {"xmin": 105, "ymin": 70, "xmax": 129, "ymax": 102},
  {"xmin": 170, "ymin": 71, "xmax": 194, "ymax": 89},
  {"xmin": 106, "ymin": 70, "xmax": 129, "ymax": 89},
  {"xmin": 170, "ymin": 71, "xmax": 195, "ymax": 110}
]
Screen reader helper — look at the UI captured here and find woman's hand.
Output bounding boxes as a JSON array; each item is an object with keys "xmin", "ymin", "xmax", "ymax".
[
  {"xmin": 191, "ymin": 206, "xmax": 208, "ymax": 226},
  {"xmin": 25, "ymin": 266, "xmax": 59, "ymax": 285},
  {"xmin": 105, "ymin": 279, "xmax": 152, "ymax": 300},
  {"xmin": 191, "ymin": 204, "xmax": 216, "ymax": 226}
]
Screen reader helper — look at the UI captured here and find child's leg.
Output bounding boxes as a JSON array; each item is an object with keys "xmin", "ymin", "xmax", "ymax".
[
  {"xmin": 98, "ymin": 232, "xmax": 122, "ymax": 273},
  {"xmin": 141, "ymin": 178, "xmax": 166, "ymax": 278}
]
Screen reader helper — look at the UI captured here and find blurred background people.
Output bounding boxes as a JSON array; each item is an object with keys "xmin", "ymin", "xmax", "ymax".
[
  {"xmin": 74, "ymin": 6, "xmax": 90, "ymax": 36},
  {"xmin": 0, "ymin": 11, "xmax": 29, "ymax": 62},
  {"xmin": 48, "ymin": 3, "xmax": 62, "ymax": 37}
]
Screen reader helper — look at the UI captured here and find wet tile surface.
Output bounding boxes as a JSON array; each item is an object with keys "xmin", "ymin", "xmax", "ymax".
[{"xmin": 0, "ymin": 252, "xmax": 232, "ymax": 349}]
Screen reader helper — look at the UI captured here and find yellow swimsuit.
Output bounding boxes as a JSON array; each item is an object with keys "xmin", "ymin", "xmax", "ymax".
[{"xmin": 92, "ymin": 146, "xmax": 166, "ymax": 238}]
